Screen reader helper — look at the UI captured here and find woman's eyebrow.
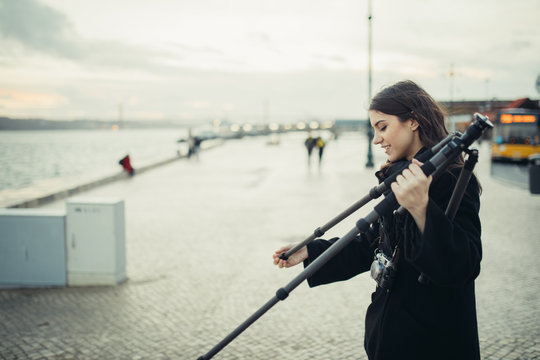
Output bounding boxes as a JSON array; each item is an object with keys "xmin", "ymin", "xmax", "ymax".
[{"xmin": 374, "ymin": 120, "xmax": 386, "ymax": 128}]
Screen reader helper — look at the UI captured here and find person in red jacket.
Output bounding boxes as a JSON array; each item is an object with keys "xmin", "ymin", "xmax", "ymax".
[
  {"xmin": 273, "ymin": 80, "xmax": 482, "ymax": 360},
  {"xmin": 119, "ymin": 154, "xmax": 135, "ymax": 176}
]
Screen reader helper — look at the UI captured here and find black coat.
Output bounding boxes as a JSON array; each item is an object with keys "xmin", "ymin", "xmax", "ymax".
[{"xmin": 304, "ymin": 166, "xmax": 482, "ymax": 360}]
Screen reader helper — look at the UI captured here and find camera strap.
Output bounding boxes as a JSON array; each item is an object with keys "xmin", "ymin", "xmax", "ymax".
[{"xmin": 375, "ymin": 219, "xmax": 401, "ymax": 266}]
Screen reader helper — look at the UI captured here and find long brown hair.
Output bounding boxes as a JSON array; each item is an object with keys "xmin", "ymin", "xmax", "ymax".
[
  {"xmin": 370, "ymin": 80, "xmax": 479, "ymax": 191},
  {"xmin": 369, "ymin": 80, "xmax": 448, "ymax": 149}
]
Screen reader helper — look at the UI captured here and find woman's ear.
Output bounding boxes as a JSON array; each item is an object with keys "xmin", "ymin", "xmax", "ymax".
[{"xmin": 409, "ymin": 118, "xmax": 419, "ymax": 131}]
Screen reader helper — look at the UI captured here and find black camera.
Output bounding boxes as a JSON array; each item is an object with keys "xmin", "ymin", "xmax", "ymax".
[{"xmin": 370, "ymin": 251, "xmax": 397, "ymax": 290}]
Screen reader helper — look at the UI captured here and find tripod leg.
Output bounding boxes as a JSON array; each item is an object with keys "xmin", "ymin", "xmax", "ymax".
[
  {"xmin": 198, "ymin": 212, "xmax": 380, "ymax": 360},
  {"xmin": 280, "ymin": 192, "xmax": 374, "ymax": 260},
  {"xmin": 418, "ymin": 149, "xmax": 479, "ymax": 284}
]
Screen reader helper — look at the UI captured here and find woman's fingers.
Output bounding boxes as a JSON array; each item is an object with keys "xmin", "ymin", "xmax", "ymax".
[
  {"xmin": 273, "ymin": 245, "xmax": 293, "ymax": 267},
  {"xmin": 390, "ymin": 160, "xmax": 433, "ymax": 212},
  {"xmin": 273, "ymin": 245, "xmax": 290, "ymax": 256},
  {"xmin": 411, "ymin": 158, "xmax": 423, "ymax": 166},
  {"xmin": 408, "ymin": 162, "xmax": 433, "ymax": 186}
]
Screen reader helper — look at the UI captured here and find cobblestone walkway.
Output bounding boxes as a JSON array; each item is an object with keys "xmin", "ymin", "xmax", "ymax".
[{"xmin": 1, "ymin": 134, "xmax": 539, "ymax": 359}]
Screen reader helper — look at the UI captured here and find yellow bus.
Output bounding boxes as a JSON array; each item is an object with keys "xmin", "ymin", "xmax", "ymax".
[{"xmin": 491, "ymin": 108, "xmax": 540, "ymax": 161}]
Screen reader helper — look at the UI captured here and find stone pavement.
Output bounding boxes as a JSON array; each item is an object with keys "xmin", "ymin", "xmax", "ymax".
[{"xmin": 0, "ymin": 132, "xmax": 539, "ymax": 360}]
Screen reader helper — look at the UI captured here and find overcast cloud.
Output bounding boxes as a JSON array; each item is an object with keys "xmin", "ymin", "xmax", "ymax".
[{"xmin": 0, "ymin": 0, "xmax": 538, "ymax": 122}]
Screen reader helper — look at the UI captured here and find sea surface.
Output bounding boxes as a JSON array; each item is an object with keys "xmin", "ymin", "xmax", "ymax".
[{"xmin": 0, "ymin": 128, "xmax": 189, "ymax": 191}]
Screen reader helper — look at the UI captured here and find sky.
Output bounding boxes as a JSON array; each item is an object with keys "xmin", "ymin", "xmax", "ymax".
[{"xmin": 0, "ymin": 0, "xmax": 539, "ymax": 124}]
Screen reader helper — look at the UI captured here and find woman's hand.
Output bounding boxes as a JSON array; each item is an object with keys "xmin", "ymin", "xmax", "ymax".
[
  {"xmin": 390, "ymin": 158, "xmax": 432, "ymax": 233},
  {"xmin": 273, "ymin": 244, "xmax": 308, "ymax": 268}
]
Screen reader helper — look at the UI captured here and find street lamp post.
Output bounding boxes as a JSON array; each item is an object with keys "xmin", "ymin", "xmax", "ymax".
[
  {"xmin": 449, "ymin": 64, "xmax": 455, "ymax": 132},
  {"xmin": 365, "ymin": 0, "xmax": 374, "ymax": 168}
]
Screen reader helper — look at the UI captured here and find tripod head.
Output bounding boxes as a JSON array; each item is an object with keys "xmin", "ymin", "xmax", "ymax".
[{"xmin": 460, "ymin": 113, "xmax": 493, "ymax": 148}]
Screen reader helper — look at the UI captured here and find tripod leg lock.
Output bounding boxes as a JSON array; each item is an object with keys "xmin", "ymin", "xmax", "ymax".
[
  {"xmin": 356, "ymin": 218, "xmax": 371, "ymax": 233},
  {"xmin": 276, "ymin": 288, "xmax": 289, "ymax": 301},
  {"xmin": 369, "ymin": 186, "xmax": 382, "ymax": 199},
  {"xmin": 314, "ymin": 227, "xmax": 325, "ymax": 237}
]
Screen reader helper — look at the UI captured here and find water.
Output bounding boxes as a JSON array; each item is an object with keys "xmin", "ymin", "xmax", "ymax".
[{"xmin": 0, "ymin": 128, "xmax": 189, "ymax": 191}]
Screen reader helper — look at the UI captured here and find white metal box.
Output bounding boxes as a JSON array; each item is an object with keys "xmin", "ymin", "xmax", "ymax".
[
  {"xmin": 66, "ymin": 198, "xmax": 126, "ymax": 286},
  {"xmin": 0, "ymin": 209, "xmax": 67, "ymax": 288}
]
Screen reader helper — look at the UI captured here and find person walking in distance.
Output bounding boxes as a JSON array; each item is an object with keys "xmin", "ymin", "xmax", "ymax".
[
  {"xmin": 273, "ymin": 80, "xmax": 483, "ymax": 360},
  {"xmin": 316, "ymin": 136, "xmax": 326, "ymax": 168},
  {"xmin": 304, "ymin": 132, "xmax": 316, "ymax": 167}
]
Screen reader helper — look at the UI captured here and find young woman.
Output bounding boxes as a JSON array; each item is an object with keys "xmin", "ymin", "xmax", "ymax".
[{"xmin": 273, "ymin": 80, "xmax": 482, "ymax": 360}]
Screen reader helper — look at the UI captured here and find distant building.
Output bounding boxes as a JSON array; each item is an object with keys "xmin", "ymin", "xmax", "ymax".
[{"xmin": 332, "ymin": 119, "xmax": 367, "ymax": 134}]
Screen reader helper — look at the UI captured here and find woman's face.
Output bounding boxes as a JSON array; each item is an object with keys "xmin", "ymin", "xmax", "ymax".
[{"xmin": 369, "ymin": 110, "xmax": 422, "ymax": 162}]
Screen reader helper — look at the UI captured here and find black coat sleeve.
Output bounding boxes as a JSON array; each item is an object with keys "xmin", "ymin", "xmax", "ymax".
[
  {"xmin": 402, "ymin": 169, "xmax": 482, "ymax": 287},
  {"xmin": 303, "ymin": 232, "xmax": 375, "ymax": 287}
]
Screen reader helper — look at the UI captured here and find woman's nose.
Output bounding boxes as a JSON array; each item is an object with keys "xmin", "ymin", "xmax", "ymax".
[{"xmin": 372, "ymin": 131, "xmax": 382, "ymax": 145}]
